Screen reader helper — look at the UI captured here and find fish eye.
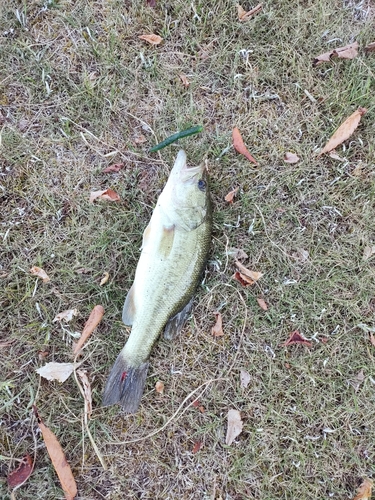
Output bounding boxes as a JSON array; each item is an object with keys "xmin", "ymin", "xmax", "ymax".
[{"xmin": 198, "ymin": 179, "xmax": 206, "ymax": 191}]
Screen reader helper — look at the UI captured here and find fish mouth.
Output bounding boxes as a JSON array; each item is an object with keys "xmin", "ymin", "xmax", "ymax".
[{"xmin": 175, "ymin": 150, "xmax": 205, "ymax": 180}]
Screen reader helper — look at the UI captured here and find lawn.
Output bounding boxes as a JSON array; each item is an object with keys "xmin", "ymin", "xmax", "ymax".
[{"xmin": 1, "ymin": 0, "xmax": 375, "ymax": 498}]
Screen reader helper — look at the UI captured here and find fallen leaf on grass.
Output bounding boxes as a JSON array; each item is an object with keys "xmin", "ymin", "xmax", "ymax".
[
  {"xmin": 155, "ymin": 381, "xmax": 164, "ymax": 394},
  {"xmin": 237, "ymin": 3, "xmax": 262, "ymax": 21},
  {"xmin": 348, "ymin": 370, "xmax": 365, "ymax": 392},
  {"xmin": 365, "ymin": 42, "xmax": 375, "ymax": 53},
  {"xmin": 211, "ymin": 312, "xmax": 224, "ymax": 337},
  {"xmin": 284, "ymin": 152, "xmax": 300, "ymax": 164},
  {"xmin": 224, "ymin": 187, "xmax": 239, "ymax": 203},
  {"xmin": 100, "ymin": 272, "xmax": 109, "ymax": 286},
  {"xmin": 235, "ymin": 261, "xmax": 263, "ymax": 282},
  {"xmin": 33, "ymin": 406, "xmax": 77, "ymax": 500},
  {"xmin": 89, "ymin": 189, "xmax": 120, "ymax": 203},
  {"xmin": 353, "ymin": 478, "xmax": 373, "ymax": 500},
  {"xmin": 30, "ymin": 266, "xmax": 50, "ymax": 283},
  {"xmin": 329, "ymin": 150, "xmax": 345, "ymax": 161},
  {"xmin": 363, "ymin": 246, "xmax": 375, "ymax": 261},
  {"xmin": 102, "ymin": 163, "xmax": 124, "ymax": 173},
  {"xmin": 192, "ymin": 441, "xmax": 202, "ymax": 453},
  {"xmin": 77, "ymin": 369, "xmax": 92, "ymax": 420},
  {"xmin": 282, "ymin": 330, "xmax": 312, "ymax": 347},
  {"xmin": 7, "ymin": 454, "xmax": 33, "ymax": 489},
  {"xmin": 313, "ymin": 41, "xmax": 359, "ymax": 66},
  {"xmin": 226, "ymin": 409, "xmax": 243, "ymax": 445},
  {"xmin": 240, "ymin": 370, "xmax": 251, "ymax": 388},
  {"xmin": 36, "ymin": 362, "xmax": 82, "ymax": 383},
  {"xmin": 226, "ymin": 247, "xmax": 248, "ymax": 260},
  {"xmin": 53, "ymin": 309, "xmax": 78, "ymax": 323},
  {"xmin": 138, "ymin": 34, "xmax": 163, "ymax": 45},
  {"xmin": 233, "ymin": 271, "xmax": 255, "ymax": 286},
  {"xmin": 256, "ymin": 298, "xmax": 268, "ymax": 311},
  {"xmin": 317, "ymin": 107, "xmax": 367, "ymax": 156},
  {"xmin": 179, "ymin": 74, "xmax": 190, "ymax": 87},
  {"xmin": 232, "ymin": 127, "xmax": 258, "ymax": 165},
  {"xmin": 73, "ymin": 304, "xmax": 105, "ymax": 356}
]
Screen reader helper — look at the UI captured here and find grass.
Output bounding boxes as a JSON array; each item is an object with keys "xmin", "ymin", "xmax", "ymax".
[{"xmin": 1, "ymin": 0, "xmax": 375, "ymax": 498}]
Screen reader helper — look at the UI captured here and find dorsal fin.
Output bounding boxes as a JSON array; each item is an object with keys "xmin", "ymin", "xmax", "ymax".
[{"xmin": 122, "ymin": 285, "xmax": 136, "ymax": 325}]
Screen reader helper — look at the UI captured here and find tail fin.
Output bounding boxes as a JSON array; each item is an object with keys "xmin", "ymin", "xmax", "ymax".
[{"xmin": 102, "ymin": 352, "xmax": 149, "ymax": 413}]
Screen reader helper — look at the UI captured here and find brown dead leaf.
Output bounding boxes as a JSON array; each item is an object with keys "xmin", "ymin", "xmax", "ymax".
[
  {"xmin": 7, "ymin": 454, "xmax": 34, "ymax": 489},
  {"xmin": 211, "ymin": 312, "xmax": 224, "ymax": 337},
  {"xmin": 237, "ymin": 3, "xmax": 262, "ymax": 21},
  {"xmin": 30, "ymin": 266, "xmax": 50, "ymax": 283},
  {"xmin": 284, "ymin": 152, "xmax": 300, "ymax": 164},
  {"xmin": 256, "ymin": 297, "xmax": 268, "ymax": 311},
  {"xmin": 353, "ymin": 478, "xmax": 373, "ymax": 500},
  {"xmin": 313, "ymin": 41, "xmax": 359, "ymax": 65},
  {"xmin": 363, "ymin": 246, "xmax": 375, "ymax": 261},
  {"xmin": 235, "ymin": 261, "xmax": 263, "ymax": 282},
  {"xmin": 155, "ymin": 380, "xmax": 164, "ymax": 394},
  {"xmin": 240, "ymin": 370, "xmax": 251, "ymax": 388},
  {"xmin": 226, "ymin": 409, "xmax": 243, "ymax": 445},
  {"xmin": 89, "ymin": 189, "xmax": 120, "ymax": 203},
  {"xmin": 179, "ymin": 74, "xmax": 190, "ymax": 87},
  {"xmin": 36, "ymin": 361, "xmax": 82, "ymax": 383},
  {"xmin": 224, "ymin": 187, "xmax": 239, "ymax": 203},
  {"xmin": 192, "ymin": 441, "xmax": 202, "ymax": 454},
  {"xmin": 73, "ymin": 304, "xmax": 105, "ymax": 356},
  {"xmin": 348, "ymin": 369, "xmax": 365, "ymax": 392},
  {"xmin": 138, "ymin": 34, "xmax": 163, "ymax": 45},
  {"xmin": 77, "ymin": 369, "xmax": 92, "ymax": 420},
  {"xmin": 53, "ymin": 309, "xmax": 78, "ymax": 323},
  {"xmin": 232, "ymin": 127, "xmax": 258, "ymax": 165},
  {"xmin": 233, "ymin": 271, "xmax": 255, "ymax": 286},
  {"xmin": 33, "ymin": 406, "xmax": 77, "ymax": 500},
  {"xmin": 102, "ymin": 163, "xmax": 124, "ymax": 173},
  {"xmin": 282, "ymin": 330, "xmax": 312, "ymax": 347},
  {"xmin": 38, "ymin": 349, "xmax": 49, "ymax": 360},
  {"xmin": 318, "ymin": 107, "xmax": 367, "ymax": 156},
  {"xmin": 100, "ymin": 272, "xmax": 109, "ymax": 286},
  {"xmin": 365, "ymin": 42, "xmax": 375, "ymax": 53}
]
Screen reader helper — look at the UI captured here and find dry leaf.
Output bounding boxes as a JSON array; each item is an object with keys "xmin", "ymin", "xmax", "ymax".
[
  {"xmin": 155, "ymin": 380, "xmax": 164, "ymax": 394},
  {"xmin": 53, "ymin": 309, "xmax": 78, "ymax": 323},
  {"xmin": 282, "ymin": 330, "xmax": 312, "ymax": 347},
  {"xmin": 138, "ymin": 34, "xmax": 163, "ymax": 45},
  {"xmin": 192, "ymin": 441, "xmax": 202, "ymax": 454},
  {"xmin": 30, "ymin": 266, "xmax": 50, "ymax": 283},
  {"xmin": 226, "ymin": 409, "xmax": 243, "ymax": 445},
  {"xmin": 102, "ymin": 163, "xmax": 124, "ymax": 173},
  {"xmin": 237, "ymin": 3, "xmax": 262, "ymax": 21},
  {"xmin": 7, "ymin": 454, "xmax": 34, "ymax": 489},
  {"xmin": 224, "ymin": 187, "xmax": 239, "ymax": 203},
  {"xmin": 73, "ymin": 304, "xmax": 104, "ymax": 356},
  {"xmin": 100, "ymin": 272, "xmax": 109, "ymax": 286},
  {"xmin": 89, "ymin": 189, "xmax": 120, "ymax": 203},
  {"xmin": 313, "ymin": 41, "xmax": 359, "ymax": 65},
  {"xmin": 363, "ymin": 246, "xmax": 375, "ymax": 261},
  {"xmin": 284, "ymin": 152, "xmax": 300, "ymax": 164},
  {"xmin": 233, "ymin": 271, "xmax": 255, "ymax": 286},
  {"xmin": 38, "ymin": 349, "xmax": 49, "ymax": 360},
  {"xmin": 226, "ymin": 247, "xmax": 248, "ymax": 260},
  {"xmin": 211, "ymin": 312, "xmax": 224, "ymax": 337},
  {"xmin": 36, "ymin": 361, "xmax": 82, "ymax": 383},
  {"xmin": 240, "ymin": 370, "xmax": 251, "ymax": 388},
  {"xmin": 33, "ymin": 406, "xmax": 77, "ymax": 500},
  {"xmin": 256, "ymin": 297, "xmax": 268, "ymax": 311},
  {"xmin": 232, "ymin": 127, "xmax": 258, "ymax": 165},
  {"xmin": 77, "ymin": 369, "xmax": 92, "ymax": 420},
  {"xmin": 348, "ymin": 370, "xmax": 365, "ymax": 392},
  {"xmin": 365, "ymin": 42, "xmax": 375, "ymax": 53},
  {"xmin": 179, "ymin": 74, "xmax": 190, "ymax": 87},
  {"xmin": 353, "ymin": 478, "xmax": 373, "ymax": 500},
  {"xmin": 318, "ymin": 107, "xmax": 367, "ymax": 156},
  {"xmin": 235, "ymin": 261, "xmax": 263, "ymax": 282},
  {"xmin": 329, "ymin": 149, "xmax": 345, "ymax": 161}
]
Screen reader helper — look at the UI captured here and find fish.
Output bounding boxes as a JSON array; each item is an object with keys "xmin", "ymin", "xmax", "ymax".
[{"xmin": 102, "ymin": 150, "xmax": 212, "ymax": 412}]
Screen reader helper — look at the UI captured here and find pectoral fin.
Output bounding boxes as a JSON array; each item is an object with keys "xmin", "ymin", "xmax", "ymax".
[
  {"xmin": 157, "ymin": 225, "xmax": 175, "ymax": 260},
  {"xmin": 122, "ymin": 285, "xmax": 136, "ymax": 325},
  {"xmin": 164, "ymin": 297, "xmax": 194, "ymax": 341}
]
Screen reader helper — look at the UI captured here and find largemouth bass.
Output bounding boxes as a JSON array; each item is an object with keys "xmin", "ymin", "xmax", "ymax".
[{"xmin": 103, "ymin": 150, "xmax": 212, "ymax": 412}]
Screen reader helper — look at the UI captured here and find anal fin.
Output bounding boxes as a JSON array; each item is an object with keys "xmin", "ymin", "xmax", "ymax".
[
  {"xmin": 122, "ymin": 284, "xmax": 136, "ymax": 325},
  {"xmin": 163, "ymin": 297, "xmax": 194, "ymax": 341}
]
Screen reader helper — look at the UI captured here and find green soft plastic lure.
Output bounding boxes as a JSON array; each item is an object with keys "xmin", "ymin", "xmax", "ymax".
[{"xmin": 149, "ymin": 125, "xmax": 203, "ymax": 152}]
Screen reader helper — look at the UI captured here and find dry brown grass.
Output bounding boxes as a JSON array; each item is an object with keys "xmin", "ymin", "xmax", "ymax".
[{"xmin": 1, "ymin": 0, "xmax": 375, "ymax": 498}]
